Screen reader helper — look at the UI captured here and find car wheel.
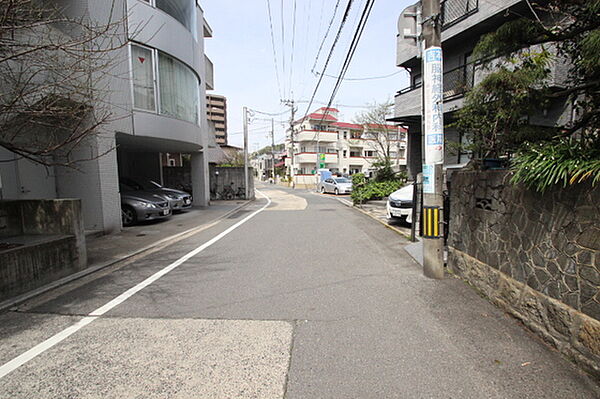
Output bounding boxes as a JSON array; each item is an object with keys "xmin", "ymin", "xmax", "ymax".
[
  {"xmin": 334, "ymin": 188, "xmax": 339, "ymax": 195},
  {"xmin": 121, "ymin": 205, "xmax": 136, "ymax": 226},
  {"xmin": 320, "ymin": 186, "xmax": 325, "ymax": 194}
]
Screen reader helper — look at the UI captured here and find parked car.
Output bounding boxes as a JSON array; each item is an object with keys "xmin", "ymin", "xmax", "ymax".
[
  {"xmin": 120, "ymin": 177, "xmax": 193, "ymax": 212},
  {"xmin": 120, "ymin": 184, "xmax": 172, "ymax": 226},
  {"xmin": 318, "ymin": 177, "xmax": 352, "ymax": 195},
  {"xmin": 386, "ymin": 184, "xmax": 414, "ymax": 224}
]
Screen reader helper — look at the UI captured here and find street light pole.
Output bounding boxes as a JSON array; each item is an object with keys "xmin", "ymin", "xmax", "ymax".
[
  {"xmin": 421, "ymin": 0, "xmax": 445, "ymax": 279},
  {"xmin": 243, "ymin": 106, "xmax": 249, "ymax": 200}
]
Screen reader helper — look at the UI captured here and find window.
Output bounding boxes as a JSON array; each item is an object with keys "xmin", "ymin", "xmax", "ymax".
[
  {"xmin": 365, "ymin": 150, "xmax": 375, "ymax": 157},
  {"xmin": 413, "ymin": 73, "xmax": 422, "ymax": 87},
  {"xmin": 143, "ymin": 0, "xmax": 197, "ymax": 39},
  {"xmin": 158, "ymin": 51, "xmax": 200, "ymax": 124},
  {"xmin": 343, "ymin": 132, "xmax": 347, "ymax": 139},
  {"xmin": 131, "ymin": 45, "xmax": 156, "ymax": 111}
]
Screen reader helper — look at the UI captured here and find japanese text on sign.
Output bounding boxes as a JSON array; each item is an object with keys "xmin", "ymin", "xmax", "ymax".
[{"xmin": 423, "ymin": 47, "xmax": 444, "ymax": 164}]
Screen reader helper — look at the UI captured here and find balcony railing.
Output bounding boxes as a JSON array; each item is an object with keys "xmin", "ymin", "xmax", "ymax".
[
  {"xmin": 395, "ymin": 63, "xmax": 475, "ymax": 100},
  {"xmin": 441, "ymin": 0, "xmax": 478, "ymax": 29}
]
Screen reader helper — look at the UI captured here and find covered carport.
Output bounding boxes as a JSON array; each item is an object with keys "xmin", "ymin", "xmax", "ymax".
[{"xmin": 115, "ymin": 133, "xmax": 209, "ymax": 207}]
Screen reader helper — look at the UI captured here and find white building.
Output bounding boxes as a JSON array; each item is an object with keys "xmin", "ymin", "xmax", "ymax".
[
  {"xmin": 285, "ymin": 108, "xmax": 407, "ymax": 187},
  {"xmin": 0, "ymin": 0, "xmax": 214, "ymax": 232}
]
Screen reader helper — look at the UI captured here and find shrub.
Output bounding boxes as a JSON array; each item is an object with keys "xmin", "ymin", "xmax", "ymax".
[{"xmin": 351, "ymin": 177, "xmax": 403, "ymax": 205}]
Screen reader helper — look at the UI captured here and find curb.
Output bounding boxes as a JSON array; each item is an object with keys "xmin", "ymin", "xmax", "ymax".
[
  {"xmin": 0, "ymin": 200, "xmax": 253, "ymax": 312},
  {"xmin": 318, "ymin": 193, "xmax": 413, "ymax": 240}
]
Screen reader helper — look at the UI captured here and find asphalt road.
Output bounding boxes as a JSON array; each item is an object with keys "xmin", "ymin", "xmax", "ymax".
[{"xmin": 0, "ymin": 184, "xmax": 598, "ymax": 398}]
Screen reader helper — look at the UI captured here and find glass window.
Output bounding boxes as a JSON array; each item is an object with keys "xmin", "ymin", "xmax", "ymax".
[
  {"xmin": 131, "ymin": 45, "xmax": 156, "ymax": 111},
  {"xmin": 158, "ymin": 52, "xmax": 199, "ymax": 124},
  {"xmin": 156, "ymin": 0, "xmax": 196, "ymax": 37}
]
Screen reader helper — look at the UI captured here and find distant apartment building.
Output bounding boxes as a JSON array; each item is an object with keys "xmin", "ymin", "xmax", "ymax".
[
  {"xmin": 252, "ymin": 152, "xmax": 286, "ymax": 181},
  {"xmin": 207, "ymin": 94, "xmax": 228, "ymax": 145},
  {"xmin": 0, "ymin": 0, "xmax": 215, "ymax": 232},
  {"xmin": 285, "ymin": 108, "xmax": 407, "ymax": 187},
  {"xmin": 392, "ymin": 0, "xmax": 572, "ymax": 178}
]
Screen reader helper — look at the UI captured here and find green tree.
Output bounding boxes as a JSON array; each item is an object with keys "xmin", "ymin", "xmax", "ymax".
[
  {"xmin": 455, "ymin": 0, "xmax": 600, "ymax": 191},
  {"xmin": 354, "ymin": 101, "xmax": 402, "ymax": 182}
]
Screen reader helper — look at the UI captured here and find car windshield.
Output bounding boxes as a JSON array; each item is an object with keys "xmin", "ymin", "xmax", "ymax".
[{"xmin": 334, "ymin": 178, "xmax": 350, "ymax": 183}]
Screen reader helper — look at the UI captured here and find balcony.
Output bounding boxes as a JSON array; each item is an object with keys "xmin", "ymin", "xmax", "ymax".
[
  {"xmin": 295, "ymin": 152, "xmax": 338, "ymax": 164},
  {"xmin": 394, "ymin": 63, "xmax": 474, "ymax": 119},
  {"xmin": 440, "ymin": 0, "xmax": 478, "ymax": 30},
  {"xmin": 205, "ymin": 55, "xmax": 214, "ymax": 90},
  {"xmin": 295, "ymin": 130, "xmax": 338, "ymax": 142}
]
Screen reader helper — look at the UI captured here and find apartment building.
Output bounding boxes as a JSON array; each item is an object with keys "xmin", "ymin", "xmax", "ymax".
[
  {"xmin": 285, "ymin": 108, "xmax": 407, "ymax": 187},
  {"xmin": 0, "ymin": 0, "xmax": 214, "ymax": 232},
  {"xmin": 392, "ymin": 0, "xmax": 572, "ymax": 178},
  {"xmin": 206, "ymin": 94, "xmax": 228, "ymax": 146}
]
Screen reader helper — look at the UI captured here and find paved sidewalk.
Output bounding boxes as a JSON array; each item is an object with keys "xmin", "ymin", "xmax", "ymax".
[{"xmin": 86, "ymin": 201, "xmax": 248, "ymax": 267}]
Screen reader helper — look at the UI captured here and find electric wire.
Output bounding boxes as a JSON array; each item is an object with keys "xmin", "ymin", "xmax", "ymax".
[
  {"xmin": 265, "ymin": 0, "xmax": 283, "ymax": 99},
  {"xmin": 313, "ymin": 69, "xmax": 401, "ymax": 81},
  {"xmin": 280, "ymin": 0, "xmax": 286, "ymax": 97},
  {"xmin": 310, "ymin": 0, "xmax": 343, "ymax": 74},
  {"xmin": 310, "ymin": 0, "xmax": 376, "ymax": 144},
  {"xmin": 301, "ymin": 0, "xmax": 355, "ymax": 123},
  {"xmin": 289, "ymin": 0, "xmax": 297, "ymax": 99}
]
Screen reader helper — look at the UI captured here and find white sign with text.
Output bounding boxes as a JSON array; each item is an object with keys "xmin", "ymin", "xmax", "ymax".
[{"xmin": 423, "ymin": 47, "xmax": 444, "ymax": 165}]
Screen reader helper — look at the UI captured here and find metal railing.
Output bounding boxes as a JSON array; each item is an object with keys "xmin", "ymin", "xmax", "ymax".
[
  {"xmin": 443, "ymin": 63, "xmax": 475, "ymax": 99},
  {"xmin": 441, "ymin": 0, "xmax": 478, "ymax": 29},
  {"xmin": 395, "ymin": 63, "xmax": 475, "ymax": 100}
]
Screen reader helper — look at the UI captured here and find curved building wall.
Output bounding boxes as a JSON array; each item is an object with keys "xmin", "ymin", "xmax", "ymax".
[{"xmin": 125, "ymin": 0, "xmax": 207, "ymax": 149}]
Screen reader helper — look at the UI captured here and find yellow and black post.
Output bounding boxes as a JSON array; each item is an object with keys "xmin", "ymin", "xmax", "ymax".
[{"xmin": 422, "ymin": 206, "xmax": 441, "ymax": 239}]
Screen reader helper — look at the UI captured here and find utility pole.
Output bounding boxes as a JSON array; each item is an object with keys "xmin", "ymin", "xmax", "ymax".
[
  {"xmin": 271, "ymin": 118, "xmax": 276, "ymax": 183},
  {"xmin": 243, "ymin": 106, "xmax": 249, "ymax": 200},
  {"xmin": 282, "ymin": 99, "xmax": 296, "ymax": 188},
  {"xmin": 421, "ymin": 0, "xmax": 444, "ymax": 279}
]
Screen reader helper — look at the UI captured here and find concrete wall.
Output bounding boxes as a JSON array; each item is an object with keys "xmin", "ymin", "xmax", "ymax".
[
  {"xmin": 209, "ymin": 166, "xmax": 255, "ymax": 201},
  {"xmin": 0, "ymin": 199, "xmax": 87, "ymax": 301},
  {"xmin": 448, "ymin": 170, "xmax": 600, "ymax": 377}
]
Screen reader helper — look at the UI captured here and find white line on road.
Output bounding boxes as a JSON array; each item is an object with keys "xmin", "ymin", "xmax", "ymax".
[{"xmin": 0, "ymin": 190, "xmax": 272, "ymax": 380}]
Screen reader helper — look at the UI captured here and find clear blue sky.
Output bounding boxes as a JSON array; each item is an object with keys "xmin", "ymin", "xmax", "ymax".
[{"xmin": 202, "ymin": 0, "xmax": 413, "ymax": 150}]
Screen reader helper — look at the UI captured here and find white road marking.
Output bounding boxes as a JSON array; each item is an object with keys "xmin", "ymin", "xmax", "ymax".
[{"xmin": 0, "ymin": 190, "xmax": 272, "ymax": 380}]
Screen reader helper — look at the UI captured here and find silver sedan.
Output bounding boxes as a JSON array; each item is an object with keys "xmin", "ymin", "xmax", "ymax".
[{"xmin": 318, "ymin": 177, "xmax": 353, "ymax": 195}]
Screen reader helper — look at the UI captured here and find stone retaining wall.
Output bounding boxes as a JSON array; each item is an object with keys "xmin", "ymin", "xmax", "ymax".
[
  {"xmin": 448, "ymin": 170, "xmax": 600, "ymax": 378},
  {"xmin": 0, "ymin": 199, "xmax": 86, "ymax": 301}
]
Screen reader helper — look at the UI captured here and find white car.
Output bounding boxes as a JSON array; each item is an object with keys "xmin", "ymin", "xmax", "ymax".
[{"xmin": 386, "ymin": 184, "xmax": 414, "ymax": 224}]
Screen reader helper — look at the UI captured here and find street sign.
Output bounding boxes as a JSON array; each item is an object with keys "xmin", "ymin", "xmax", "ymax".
[
  {"xmin": 319, "ymin": 163, "xmax": 325, "ymax": 168},
  {"xmin": 424, "ymin": 47, "xmax": 444, "ymax": 165},
  {"xmin": 318, "ymin": 153, "xmax": 326, "ymax": 161}
]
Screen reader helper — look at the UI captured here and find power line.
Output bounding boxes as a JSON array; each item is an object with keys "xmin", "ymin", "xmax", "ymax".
[
  {"xmin": 313, "ymin": 69, "xmax": 401, "ymax": 81},
  {"xmin": 289, "ymin": 0, "xmax": 297, "ymax": 99},
  {"xmin": 302, "ymin": 0, "xmax": 355, "ymax": 122},
  {"xmin": 324, "ymin": 0, "xmax": 376, "ymax": 107},
  {"xmin": 280, "ymin": 0, "xmax": 286, "ymax": 97},
  {"xmin": 248, "ymin": 108, "xmax": 289, "ymax": 116},
  {"xmin": 310, "ymin": 0, "xmax": 343, "ymax": 73},
  {"xmin": 309, "ymin": 0, "xmax": 375, "ymax": 145},
  {"xmin": 265, "ymin": 0, "xmax": 283, "ymax": 99}
]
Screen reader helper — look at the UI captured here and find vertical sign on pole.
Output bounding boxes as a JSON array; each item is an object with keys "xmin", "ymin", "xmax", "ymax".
[{"xmin": 423, "ymin": 46, "xmax": 444, "ymax": 165}]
